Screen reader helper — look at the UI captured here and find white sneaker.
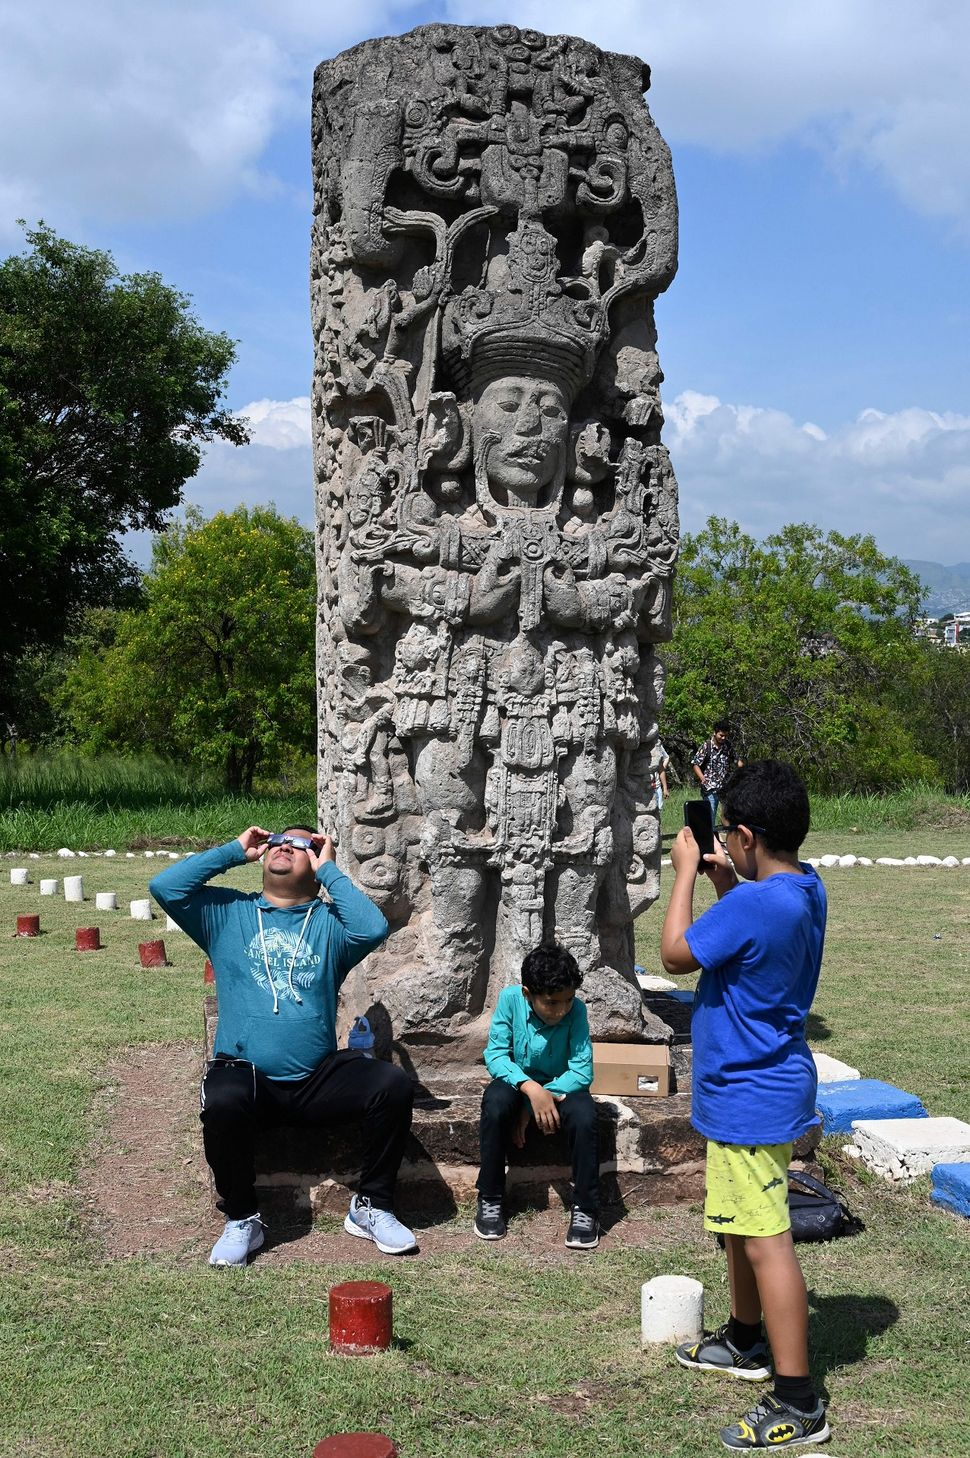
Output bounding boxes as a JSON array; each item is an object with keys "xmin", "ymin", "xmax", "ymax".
[
  {"xmin": 343, "ymin": 1195, "xmax": 417, "ymax": 1254},
  {"xmin": 209, "ymin": 1214, "xmax": 265, "ymax": 1267}
]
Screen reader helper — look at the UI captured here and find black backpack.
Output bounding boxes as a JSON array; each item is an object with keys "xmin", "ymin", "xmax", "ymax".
[{"xmin": 788, "ymin": 1169, "xmax": 860, "ymax": 1242}]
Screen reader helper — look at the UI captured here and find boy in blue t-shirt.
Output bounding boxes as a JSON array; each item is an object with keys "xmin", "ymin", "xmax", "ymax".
[
  {"xmin": 475, "ymin": 942, "xmax": 599, "ymax": 1250},
  {"xmin": 661, "ymin": 761, "xmax": 830, "ymax": 1452}
]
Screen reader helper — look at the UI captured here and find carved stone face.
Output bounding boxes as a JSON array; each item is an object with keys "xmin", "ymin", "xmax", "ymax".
[{"xmin": 474, "ymin": 376, "xmax": 569, "ymax": 505}]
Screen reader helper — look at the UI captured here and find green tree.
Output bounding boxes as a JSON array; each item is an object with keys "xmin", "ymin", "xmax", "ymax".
[
  {"xmin": 0, "ymin": 223, "xmax": 248, "ymax": 719},
  {"xmin": 662, "ymin": 518, "xmax": 936, "ymax": 791},
  {"xmin": 59, "ymin": 507, "xmax": 315, "ymax": 792}
]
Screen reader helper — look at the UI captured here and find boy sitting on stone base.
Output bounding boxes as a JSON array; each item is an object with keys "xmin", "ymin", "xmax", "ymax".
[
  {"xmin": 661, "ymin": 760, "xmax": 829, "ymax": 1452},
  {"xmin": 474, "ymin": 942, "xmax": 600, "ymax": 1250}
]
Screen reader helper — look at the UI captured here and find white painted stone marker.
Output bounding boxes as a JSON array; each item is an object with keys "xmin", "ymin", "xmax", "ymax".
[
  {"xmin": 641, "ymin": 1275, "xmax": 704, "ymax": 1346},
  {"xmin": 851, "ymin": 1116, "xmax": 970, "ymax": 1182},
  {"xmin": 164, "ymin": 914, "xmax": 182, "ymax": 932},
  {"xmin": 812, "ymin": 1051, "xmax": 861, "ymax": 1083},
  {"xmin": 9, "ymin": 868, "xmax": 29, "ymax": 885},
  {"xmin": 63, "ymin": 875, "xmax": 85, "ymax": 902},
  {"xmin": 39, "ymin": 879, "xmax": 59, "ymax": 896},
  {"xmin": 95, "ymin": 892, "xmax": 118, "ymax": 911},
  {"xmin": 129, "ymin": 899, "xmax": 153, "ymax": 921}
]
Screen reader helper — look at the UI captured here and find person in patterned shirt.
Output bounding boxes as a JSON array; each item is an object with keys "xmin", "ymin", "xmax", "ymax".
[{"xmin": 692, "ymin": 721, "xmax": 744, "ymax": 821}]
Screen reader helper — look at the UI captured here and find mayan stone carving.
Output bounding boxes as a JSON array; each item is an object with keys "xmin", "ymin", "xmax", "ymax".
[{"xmin": 312, "ymin": 23, "xmax": 679, "ymax": 1066}]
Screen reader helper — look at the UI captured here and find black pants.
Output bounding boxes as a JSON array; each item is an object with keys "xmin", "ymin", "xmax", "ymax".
[
  {"xmin": 200, "ymin": 1050, "xmax": 414, "ymax": 1219},
  {"xmin": 476, "ymin": 1080, "xmax": 600, "ymax": 1213}
]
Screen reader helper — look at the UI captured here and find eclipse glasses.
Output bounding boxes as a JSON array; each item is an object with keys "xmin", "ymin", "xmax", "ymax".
[{"xmin": 266, "ymin": 833, "xmax": 315, "ymax": 851}]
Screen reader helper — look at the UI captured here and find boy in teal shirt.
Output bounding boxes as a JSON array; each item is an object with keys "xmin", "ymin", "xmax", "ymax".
[{"xmin": 475, "ymin": 942, "xmax": 599, "ymax": 1249}]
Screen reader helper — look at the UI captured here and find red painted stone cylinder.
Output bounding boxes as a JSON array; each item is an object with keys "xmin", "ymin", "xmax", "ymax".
[
  {"xmin": 313, "ymin": 1435, "xmax": 397, "ymax": 1458},
  {"xmin": 203, "ymin": 958, "xmax": 215, "ymax": 985},
  {"xmin": 138, "ymin": 939, "xmax": 168, "ymax": 967},
  {"xmin": 75, "ymin": 926, "xmax": 101, "ymax": 951},
  {"xmin": 328, "ymin": 1281, "xmax": 393, "ymax": 1354},
  {"xmin": 15, "ymin": 914, "xmax": 40, "ymax": 937}
]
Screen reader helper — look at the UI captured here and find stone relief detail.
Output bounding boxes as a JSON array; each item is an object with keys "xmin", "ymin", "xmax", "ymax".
[{"xmin": 312, "ymin": 24, "xmax": 680, "ymax": 1064}]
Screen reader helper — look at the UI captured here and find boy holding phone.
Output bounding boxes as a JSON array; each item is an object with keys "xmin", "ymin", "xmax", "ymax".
[{"xmin": 661, "ymin": 763, "xmax": 829, "ymax": 1451}]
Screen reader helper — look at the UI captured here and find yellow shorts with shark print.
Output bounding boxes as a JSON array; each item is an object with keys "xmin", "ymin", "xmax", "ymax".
[{"xmin": 704, "ymin": 1140, "xmax": 793, "ymax": 1237}]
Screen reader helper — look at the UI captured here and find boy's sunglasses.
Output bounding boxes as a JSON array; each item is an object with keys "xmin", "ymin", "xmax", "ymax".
[{"xmin": 266, "ymin": 833, "xmax": 315, "ymax": 851}]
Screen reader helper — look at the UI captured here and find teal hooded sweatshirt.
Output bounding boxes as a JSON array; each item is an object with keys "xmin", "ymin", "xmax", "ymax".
[{"xmin": 150, "ymin": 841, "xmax": 388, "ymax": 1080}]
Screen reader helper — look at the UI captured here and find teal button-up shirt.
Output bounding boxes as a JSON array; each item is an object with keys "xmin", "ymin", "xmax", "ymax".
[{"xmin": 483, "ymin": 984, "xmax": 593, "ymax": 1095}]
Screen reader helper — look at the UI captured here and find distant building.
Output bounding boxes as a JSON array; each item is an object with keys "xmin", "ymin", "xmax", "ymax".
[{"xmin": 943, "ymin": 612, "xmax": 970, "ymax": 648}]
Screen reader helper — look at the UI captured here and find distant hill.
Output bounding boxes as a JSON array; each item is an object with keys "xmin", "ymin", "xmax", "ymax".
[{"xmin": 904, "ymin": 560, "xmax": 970, "ymax": 617}]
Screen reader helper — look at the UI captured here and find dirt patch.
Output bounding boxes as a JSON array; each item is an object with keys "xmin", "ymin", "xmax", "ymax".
[{"xmin": 80, "ymin": 1044, "xmax": 700, "ymax": 1266}]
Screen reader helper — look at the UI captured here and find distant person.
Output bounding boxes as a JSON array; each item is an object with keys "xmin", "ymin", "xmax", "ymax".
[
  {"xmin": 474, "ymin": 942, "xmax": 600, "ymax": 1250},
  {"xmin": 150, "ymin": 825, "xmax": 417, "ymax": 1266},
  {"xmin": 660, "ymin": 761, "xmax": 829, "ymax": 1451},
  {"xmin": 691, "ymin": 720, "xmax": 743, "ymax": 821},
  {"xmin": 652, "ymin": 739, "xmax": 671, "ymax": 811}
]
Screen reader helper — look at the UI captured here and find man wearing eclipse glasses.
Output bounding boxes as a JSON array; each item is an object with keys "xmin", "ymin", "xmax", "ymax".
[{"xmin": 150, "ymin": 825, "xmax": 416, "ymax": 1265}]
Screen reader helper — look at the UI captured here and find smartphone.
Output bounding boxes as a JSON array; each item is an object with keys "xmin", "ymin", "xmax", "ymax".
[{"xmin": 684, "ymin": 799, "xmax": 716, "ymax": 861}]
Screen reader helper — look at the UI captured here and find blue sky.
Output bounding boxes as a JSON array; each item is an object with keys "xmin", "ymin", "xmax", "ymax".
[{"xmin": 2, "ymin": 0, "xmax": 968, "ymax": 566}]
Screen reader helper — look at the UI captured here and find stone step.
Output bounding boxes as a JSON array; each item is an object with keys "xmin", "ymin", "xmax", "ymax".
[
  {"xmin": 931, "ymin": 1162, "xmax": 970, "ymax": 1218},
  {"xmin": 815, "ymin": 1077, "xmax": 928, "ymax": 1134},
  {"xmin": 850, "ymin": 1116, "xmax": 970, "ymax": 1183}
]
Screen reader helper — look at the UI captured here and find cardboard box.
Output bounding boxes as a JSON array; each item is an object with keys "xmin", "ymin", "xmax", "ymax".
[{"xmin": 591, "ymin": 1042, "xmax": 671, "ymax": 1098}]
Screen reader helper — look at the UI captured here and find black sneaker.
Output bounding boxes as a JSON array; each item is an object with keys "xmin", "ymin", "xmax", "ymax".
[
  {"xmin": 676, "ymin": 1322, "xmax": 772, "ymax": 1381},
  {"xmin": 474, "ymin": 1197, "xmax": 506, "ymax": 1240},
  {"xmin": 565, "ymin": 1208, "xmax": 599, "ymax": 1249},
  {"xmin": 721, "ymin": 1393, "xmax": 830, "ymax": 1450}
]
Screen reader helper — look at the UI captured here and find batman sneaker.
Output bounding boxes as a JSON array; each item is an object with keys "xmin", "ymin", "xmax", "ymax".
[
  {"xmin": 721, "ymin": 1393, "xmax": 830, "ymax": 1450},
  {"xmin": 676, "ymin": 1322, "xmax": 772, "ymax": 1381}
]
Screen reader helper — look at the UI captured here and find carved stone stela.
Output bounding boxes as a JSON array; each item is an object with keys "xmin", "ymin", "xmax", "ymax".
[{"xmin": 312, "ymin": 24, "xmax": 679, "ymax": 1065}]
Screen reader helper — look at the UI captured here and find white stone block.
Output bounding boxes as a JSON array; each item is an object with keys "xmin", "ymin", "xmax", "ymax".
[
  {"xmin": 858, "ymin": 857, "xmax": 873, "ymax": 866},
  {"xmin": 805, "ymin": 857, "xmax": 820, "ymax": 867},
  {"xmin": 129, "ymin": 899, "xmax": 153, "ymax": 921},
  {"xmin": 641, "ymin": 1275, "xmax": 704, "ymax": 1345},
  {"xmin": 812, "ymin": 1051, "xmax": 861, "ymax": 1083},
  {"xmin": 125, "ymin": 852, "xmax": 136, "ymax": 859},
  {"xmin": 104, "ymin": 849, "xmax": 117, "ymax": 858},
  {"xmin": 167, "ymin": 851, "xmax": 179, "ymax": 859},
  {"xmin": 9, "ymin": 868, "xmax": 29, "ymax": 885},
  {"xmin": 29, "ymin": 853, "xmax": 40, "ymax": 859},
  {"xmin": 876, "ymin": 857, "xmax": 903, "ymax": 866},
  {"xmin": 837, "ymin": 854, "xmax": 857, "ymax": 868},
  {"xmin": 165, "ymin": 915, "xmax": 182, "ymax": 932},
  {"xmin": 57, "ymin": 848, "xmax": 76, "ymax": 858},
  {"xmin": 636, "ymin": 971, "xmax": 679, "ymax": 991},
  {"xmin": 916, "ymin": 854, "xmax": 941, "ymax": 866},
  {"xmin": 851, "ymin": 1116, "xmax": 970, "ymax": 1182},
  {"xmin": 144, "ymin": 850, "xmax": 155, "ymax": 858},
  {"xmin": 962, "ymin": 858, "xmax": 970, "ymax": 867},
  {"xmin": 941, "ymin": 856, "xmax": 959, "ymax": 867},
  {"xmin": 819, "ymin": 854, "xmax": 839, "ymax": 868},
  {"xmin": 95, "ymin": 892, "xmax": 118, "ymax": 911},
  {"xmin": 63, "ymin": 875, "xmax": 85, "ymax": 903},
  {"xmin": 903, "ymin": 857, "xmax": 917, "ymax": 866},
  {"xmin": 77, "ymin": 851, "xmax": 89, "ymax": 858},
  {"xmin": 39, "ymin": 879, "xmax": 58, "ymax": 896}
]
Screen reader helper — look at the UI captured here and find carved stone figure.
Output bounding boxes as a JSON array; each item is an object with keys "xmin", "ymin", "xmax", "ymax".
[{"xmin": 312, "ymin": 24, "xmax": 680, "ymax": 1066}]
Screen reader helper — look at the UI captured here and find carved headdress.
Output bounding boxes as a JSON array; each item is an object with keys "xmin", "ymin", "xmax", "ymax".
[{"xmin": 443, "ymin": 219, "xmax": 608, "ymax": 399}]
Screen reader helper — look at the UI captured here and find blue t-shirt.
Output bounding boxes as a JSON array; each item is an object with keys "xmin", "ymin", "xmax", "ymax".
[{"xmin": 684, "ymin": 868, "xmax": 827, "ymax": 1145}]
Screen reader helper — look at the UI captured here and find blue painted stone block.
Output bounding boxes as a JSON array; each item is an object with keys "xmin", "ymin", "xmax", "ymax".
[
  {"xmin": 662, "ymin": 988, "xmax": 695, "ymax": 1005},
  {"xmin": 815, "ymin": 1078, "xmax": 928, "ymax": 1134},
  {"xmin": 931, "ymin": 1162, "xmax": 970, "ymax": 1219}
]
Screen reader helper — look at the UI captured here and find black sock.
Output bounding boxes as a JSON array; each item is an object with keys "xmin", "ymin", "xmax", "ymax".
[
  {"xmin": 727, "ymin": 1316, "xmax": 763, "ymax": 1351},
  {"xmin": 773, "ymin": 1374, "xmax": 818, "ymax": 1413}
]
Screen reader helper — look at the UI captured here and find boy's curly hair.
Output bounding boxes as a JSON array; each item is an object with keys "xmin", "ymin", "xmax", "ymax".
[
  {"xmin": 520, "ymin": 942, "xmax": 583, "ymax": 995},
  {"xmin": 721, "ymin": 760, "xmax": 810, "ymax": 854}
]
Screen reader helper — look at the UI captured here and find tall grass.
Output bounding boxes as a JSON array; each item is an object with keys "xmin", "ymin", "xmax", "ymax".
[
  {"xmin": 0, "ymin": 753, "xmax": 316, "ymax": 851},
  {"xmin": 665, "ymin": 780, "xmax": 970, "ymax": 834}
]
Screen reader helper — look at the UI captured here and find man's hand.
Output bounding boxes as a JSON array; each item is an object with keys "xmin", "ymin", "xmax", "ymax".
[
  {"xmin": 237, "ymin": 826, "xmax": 271, "ymax": 862},
  {"xmin": 306, "ymin": 834, "xmax": 337, "ymax": 873},
  {"xmin": 521, "ymin": 1079, "xmax": 560, "ymax": 1135},
  {"xmin": 512, "ymin": 1103, "xmax": 531, "ymax": 1149}
]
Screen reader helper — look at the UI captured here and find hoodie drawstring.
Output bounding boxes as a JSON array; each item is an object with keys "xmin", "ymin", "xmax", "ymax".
[{"xmin": 256, "ymin": 902, "xmax": 318, "ymax": 1014}]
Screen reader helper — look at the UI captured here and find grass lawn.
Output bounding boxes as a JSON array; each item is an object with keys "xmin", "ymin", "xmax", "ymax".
[{"xmin": 0, "ymin": 848, "xmax": 968, "ymax": 1458}]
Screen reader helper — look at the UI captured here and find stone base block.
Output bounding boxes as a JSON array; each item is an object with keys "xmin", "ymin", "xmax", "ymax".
[
  {"xmin": 851, "ymin": 1117, "xmax": 970, "ymax": 1183},
  {"xmin": 816, "ymin": 1078, "xmax": 927, "ymax": 1134},
  {"xmin": 812, "ymin": 1051, "xmax": 861, "ymax": 1083},
  {"xmin": 931, "ymin": 1162, "xmax": 970, "ymax": 1218}
]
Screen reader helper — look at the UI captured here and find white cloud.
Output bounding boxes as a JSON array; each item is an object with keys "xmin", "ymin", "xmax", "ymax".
[
  {"xmin": 0, "ymin": 1, "xmax": 407, "ymax": 238},
  {"xmin": 666, "ymin": 390, "xmax": 970, "ymax": 560},
  {"xmin": 239, "ymin": 396, "xmax": 312, "ymax": 450},
  {"xmin": 444, "ymin": 0, "xmax": 970, "ymax": 231}
]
